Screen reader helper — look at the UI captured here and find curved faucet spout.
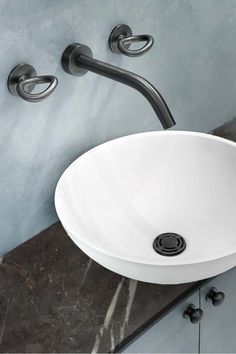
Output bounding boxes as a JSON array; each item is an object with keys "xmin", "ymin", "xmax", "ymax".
[{"xmin": 62, "ymin": 43, "xmax": 176, "ymax": 129}]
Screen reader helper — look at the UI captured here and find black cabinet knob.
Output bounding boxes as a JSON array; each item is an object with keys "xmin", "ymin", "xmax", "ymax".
[
  {"xmin": 183, "ymin": 304, "xmax": 203, "ymax": 324},
  {"xmin": 206, "ymin": 287, "xmax": 225, "ymax": 306}
]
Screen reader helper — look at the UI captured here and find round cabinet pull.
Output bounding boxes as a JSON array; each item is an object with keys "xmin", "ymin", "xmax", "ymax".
[
  {"xmin": 109, "ymin": 24, "xmax": 154, "ymax": 57},
  {"xmin": 183, "ymin": 304, "xmax": 203, "ymax": 324},
  {"xmin": 8, "ymin": 63, "xmax": 58, "ymax": 103},
  {"xmin": 206, "ymin": 287, "xmax": 225, "ymax": 306}
]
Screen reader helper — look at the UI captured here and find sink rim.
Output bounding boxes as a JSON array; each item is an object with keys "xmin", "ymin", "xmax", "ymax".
[{"xmin": 55, "ymin": 130, "xmax": 236, "ymax": 267}]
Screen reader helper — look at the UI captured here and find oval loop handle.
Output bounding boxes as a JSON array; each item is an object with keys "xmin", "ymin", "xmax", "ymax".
[
  {"xmin": 17, "ymin": 75, "xmax": 58, "ymax": 103},
  {"xmin": 118, "ymin": 34, "xmax": 154, "ymax": 57}
]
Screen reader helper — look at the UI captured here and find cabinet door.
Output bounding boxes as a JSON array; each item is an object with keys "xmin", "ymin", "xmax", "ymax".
[
  {"xmin": 122, "ymin": 292, "xmax": 200, "ymax": 353},
  {"xmin": 200, "ymin": 267, "xmax": 236, "ymax": 353}
]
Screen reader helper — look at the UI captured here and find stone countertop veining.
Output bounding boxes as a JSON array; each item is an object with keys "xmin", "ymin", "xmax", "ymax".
[
  {"xmin": 0, "ymin": 222, "xmax": 204, "ymax": 353},
  {"xmin": 0, "ymin": 118, "xmax": 236, "ymax": 354}
]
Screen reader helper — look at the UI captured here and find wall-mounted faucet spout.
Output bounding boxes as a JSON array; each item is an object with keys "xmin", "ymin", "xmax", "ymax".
[{"xmin": 62, "ymin": 43, "xmax": 175, "ymax": 129}]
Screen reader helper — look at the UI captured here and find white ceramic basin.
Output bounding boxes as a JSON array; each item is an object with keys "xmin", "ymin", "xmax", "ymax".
[{"xmin": 55, "ymin": 131, "xmax": 236, "ymax": 284}]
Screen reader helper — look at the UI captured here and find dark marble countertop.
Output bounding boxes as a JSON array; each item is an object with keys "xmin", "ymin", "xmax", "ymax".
[
  {"xmin": 0, "ymin": 118, "xmax": 235, "ymax": 353},
  {"xmin": 0, "ymin": 223, "xmax": 204, "ymax": 353}
]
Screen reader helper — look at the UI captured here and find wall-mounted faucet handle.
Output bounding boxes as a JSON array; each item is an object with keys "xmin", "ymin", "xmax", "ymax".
[
  {"xmin": 17, "ymin": 75, "xmax": 58, "ymax": 103},
  {"xmin": 109, "ymin": 24, "xmax": 154, "ymax": 57},
  {"xmin": 7, "ymin": 64, "xmax": 58, "ymax": 103},
  {"xmin": 118, "ymin": 34, "xmax": 154, "ymax": 57}
]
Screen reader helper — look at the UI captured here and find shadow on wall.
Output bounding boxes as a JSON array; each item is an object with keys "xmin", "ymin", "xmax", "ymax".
[{"xmin": 212, "ymin": 118, "xmax": 236, "ymax": 141}]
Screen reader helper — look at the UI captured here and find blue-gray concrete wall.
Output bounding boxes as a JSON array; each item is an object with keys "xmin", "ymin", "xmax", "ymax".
[{"xmin": 1, "ymin": 0, "xmax": 235, "ymax": 254}]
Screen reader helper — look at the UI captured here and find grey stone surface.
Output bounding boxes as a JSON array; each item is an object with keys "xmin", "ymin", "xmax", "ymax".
[{"xmin": 2, "ymin": 0, "xmax": 236, "ymax": 254}]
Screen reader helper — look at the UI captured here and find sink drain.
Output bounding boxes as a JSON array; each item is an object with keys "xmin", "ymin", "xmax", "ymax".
[{"xmin": 153, "ymin": 233, "xmax": 186, "ymax": 256}]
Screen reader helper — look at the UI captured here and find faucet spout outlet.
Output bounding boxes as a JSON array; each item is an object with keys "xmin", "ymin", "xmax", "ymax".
[{"xmin": 61, "ymin": 43, "xmax": 175, "ymax": 129}]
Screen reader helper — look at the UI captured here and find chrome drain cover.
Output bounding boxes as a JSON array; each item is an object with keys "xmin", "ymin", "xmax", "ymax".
[{"xmin": 153, "ymin": 233, "xmax": 186, "ymax": 256}]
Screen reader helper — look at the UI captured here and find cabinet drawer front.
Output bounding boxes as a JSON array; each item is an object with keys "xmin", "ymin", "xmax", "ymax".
[
  {"xmin": 200, "ymin": 267, "xmax": 236, "ymax": 353},
  {"xmin": 122, "ymin": 292, "xmax": 200, "ymax": 353}
]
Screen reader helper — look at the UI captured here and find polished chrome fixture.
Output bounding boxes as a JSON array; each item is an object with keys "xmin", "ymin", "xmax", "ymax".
[
  {"xmin": 61, "ymin": 43, "xmax": 175, "ymax": 129},
  {"xmin": 7, "ymin": 63, "xmax": 58, "ymax": 103},
  {"xmin": 109, "ymin": 24, "xmax": 154, "ymax": 57}
]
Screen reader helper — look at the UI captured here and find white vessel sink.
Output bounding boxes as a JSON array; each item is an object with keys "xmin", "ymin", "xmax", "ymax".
[{"xmin": 55, "ymin": 131, "xmax": 236, "ymax": 284}]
